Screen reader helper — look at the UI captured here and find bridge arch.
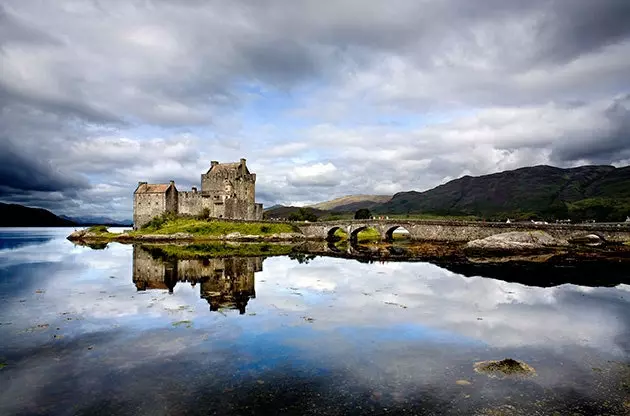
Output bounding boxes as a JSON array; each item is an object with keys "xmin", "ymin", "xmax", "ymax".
[
  {"xmin": 385, "ymin": 225, "xmax": 411, "ymax": 241},
  {"xmin": 326, "ymin": 226, "xmax": 348, "ymax": 242},
  {"xmin": 349, "ymin": 225, "xmax": 383, "ymax": 243}
]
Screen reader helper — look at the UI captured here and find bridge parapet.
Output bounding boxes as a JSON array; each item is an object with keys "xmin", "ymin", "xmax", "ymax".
[{"xmin": 292, "ymin": 220, "xmax": 630, "ymax": 243}]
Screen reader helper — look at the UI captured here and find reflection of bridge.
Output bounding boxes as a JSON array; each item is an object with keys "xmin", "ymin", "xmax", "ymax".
[
  {"xmin": 294, "ymin": 219, "xmax": 630, "ymax": 243},
  {"xmin": 132, "ymin": 246, "xmax": 261, "ymax": 314}
]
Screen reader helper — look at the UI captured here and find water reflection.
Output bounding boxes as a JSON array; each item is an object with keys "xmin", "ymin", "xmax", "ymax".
[
  {"xmin": 0, "ymin": 228, "xmax": 55, "ymax": 250},
  {"xmin": 133, "ymin": 246, "xmax": 260, "ymax": 314},
  {"xmin": 2, "ymin": 229, "xmax": 630, "ymax": 415}
]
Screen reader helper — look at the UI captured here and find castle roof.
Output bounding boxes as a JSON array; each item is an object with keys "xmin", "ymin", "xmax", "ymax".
[
  {"xmin": 135, "ymin": 183, "xmax": 172, "ymax": 194},
  {"xmin": 207, "ymin": 162, "xmax": 247, "ymax": 174}
]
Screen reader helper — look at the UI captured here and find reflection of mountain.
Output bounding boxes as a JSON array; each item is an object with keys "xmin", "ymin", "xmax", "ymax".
[
  {"xmin": 133, "ymin": 246, "xmax": 261, "ymax": 314},
  {"xmin": 0, "ymin": 232, "xmax": 54, "ymax": 251}
]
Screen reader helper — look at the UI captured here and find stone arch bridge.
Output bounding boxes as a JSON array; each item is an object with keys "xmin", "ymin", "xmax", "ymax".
[{"xmin": 292, "ymin": 219, "xmax": 630, "ymax": 243}]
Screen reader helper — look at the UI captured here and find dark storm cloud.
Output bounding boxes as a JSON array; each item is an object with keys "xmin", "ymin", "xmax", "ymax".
[
  {"xmin": 0, "ymin": 140, "xmax": 89, "ymax": 196},
  {"xmin": 535, "ymin": 0, "xmax": 630, "ymax": 64},
  {"xmin": 551, "ymin": 95, "xmax": 630, "ymax": 163},
  {"xmin": 0, "ymin": 4, "xmax": 60, "ymax": 47}
]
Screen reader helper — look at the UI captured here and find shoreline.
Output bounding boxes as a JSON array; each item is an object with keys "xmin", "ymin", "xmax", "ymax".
[{"xmin": 66, "ymin": 229, "xmax": 310, "ymax": 244}]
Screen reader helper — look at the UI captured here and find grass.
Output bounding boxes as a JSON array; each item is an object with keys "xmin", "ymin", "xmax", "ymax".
[
  {"xmin": 355, "ymin": 228, "xmax": 381, "ymax": 242},
  {"xmin": 132, "ymin": 216, "xmax": 298, "ymax": 236},
  {"xmin": 84, "ymin": 225, "xmax": 119, "ymax": 238},
  {"xmin": 332, "ymin": 227, "xmax": 381, "ymax": 242},
  {"xmin": 141, "ymin": 242, "xmax": 296, "ymax": 259}
]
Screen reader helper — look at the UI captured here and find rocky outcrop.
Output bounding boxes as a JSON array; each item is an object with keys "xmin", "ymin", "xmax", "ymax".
[{"xmin": 465, "ymin": 231, "xmax": 568, "ymax": 252}]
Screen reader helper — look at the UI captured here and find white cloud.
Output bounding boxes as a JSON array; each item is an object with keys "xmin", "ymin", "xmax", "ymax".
[{"xmin": 287, "ymin": 162, "xmax": 340, "ymax": 187}]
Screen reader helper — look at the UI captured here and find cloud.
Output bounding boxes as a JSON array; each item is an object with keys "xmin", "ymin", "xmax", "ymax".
[
  {"xmin": 0, "ymin": 0, "xmax": 629, "ymax": 216},
  {"xmin": 287, "ymin": 162, "xmax": 340, "ymax": 187},
  {"xmin": 0, "ymin": 139, "xmax": 89, "ymax": 196}
]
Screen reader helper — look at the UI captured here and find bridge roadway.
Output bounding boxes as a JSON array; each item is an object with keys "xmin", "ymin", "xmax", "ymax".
[{"xmin": 292, "ymin": 219, "xmax": 630, "ymax": 243}]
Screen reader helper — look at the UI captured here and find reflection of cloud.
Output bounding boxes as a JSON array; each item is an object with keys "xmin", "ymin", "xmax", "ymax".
[
  {"xmin": 2, "ymin": 230, "xmax": 630, "ymax": 414},
  {"xmin": 259, "ymin": 257, "xmax": 630, "ymax": 355}
]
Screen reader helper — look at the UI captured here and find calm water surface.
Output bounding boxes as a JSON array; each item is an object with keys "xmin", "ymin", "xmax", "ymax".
[{"xmin": 1, "ymin": 228, "xmax": 629, "ymax": 415}]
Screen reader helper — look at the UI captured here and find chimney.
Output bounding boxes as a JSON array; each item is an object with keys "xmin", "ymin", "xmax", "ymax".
[
  {"xmin": 240, "ymin": 158, "xmax": 246, "ymax": 165},
  {"xmin": 192, "ymin": 187, "xmax": 197, "ymax": 193},
  {"xmin": 211, "ymin": 161, "xmax": 219, "ymax": 167},
  {"xmin": 169, "ymin": 180, "xmax": 175, "ymax": 186}
]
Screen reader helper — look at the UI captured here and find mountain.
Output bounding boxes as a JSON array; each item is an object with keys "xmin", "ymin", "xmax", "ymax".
[
  {"xmin": 263, "ymin": 204, "xmax": 284, "ymax": 212},
  {"xmin": 0, "ymin": 203, "xmax": 77, "ymax": 227},
  {"xmin": 373, "ymin": 165, "xmax": 630, "ymax": 221},
  {"xmin": 308, "ymin": 195, "xmax": 391, "ymax": 211},
  {"xmin": 59, "ymin": 215, "xmax": 132, "ymax": 226}
]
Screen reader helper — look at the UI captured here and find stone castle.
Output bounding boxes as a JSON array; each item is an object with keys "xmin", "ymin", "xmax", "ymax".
[{"xmin": 133, "ymin": 158, "xmax": 263, "ymax": 229}]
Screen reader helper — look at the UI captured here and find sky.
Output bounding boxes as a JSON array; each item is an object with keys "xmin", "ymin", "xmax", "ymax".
[{"xmin": 1, "ymin": 0, "xmax": 629, "ymax": 220}]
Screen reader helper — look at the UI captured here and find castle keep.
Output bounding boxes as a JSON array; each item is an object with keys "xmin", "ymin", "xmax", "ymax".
[{"xmin": 133, "ymin": 158, "xmax": 263, "ymax": 229}]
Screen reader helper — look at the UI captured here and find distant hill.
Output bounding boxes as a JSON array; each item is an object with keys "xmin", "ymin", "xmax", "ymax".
[
  {"xmin": 263, "ymin": 205, "xmax": 329, "ymax": 220},
  {"xmin": 59, "ymin": 215, "xmax": 132, "ymax": 226},
  {"xmin": 0, "ymin": 203, "xmax": 77, "ymax": 227},
  {"xmin": 308, "ymin": 195, "xmax": 391, "ymax": 211},
  {"xmin": 373, "ymin": 165, "xmax": 630, "ymax": 221}
]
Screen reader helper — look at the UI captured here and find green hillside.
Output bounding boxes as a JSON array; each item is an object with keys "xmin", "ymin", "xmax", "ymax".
[{"xmin": 374, "ymin": 165, "xmax": 630, "ymax": 221}]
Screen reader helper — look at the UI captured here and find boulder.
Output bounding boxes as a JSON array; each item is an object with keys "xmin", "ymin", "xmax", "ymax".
[
  {"xmin": 67, "ymin": 229, "xmax": 88, "ymax": 240},
  {"xmin": 569, "ymin": 234, "xmax": 604, "ymax": 246},
  {"xmin": 466, "ymin": 231, "xmax": 568, "ymax": 252}
]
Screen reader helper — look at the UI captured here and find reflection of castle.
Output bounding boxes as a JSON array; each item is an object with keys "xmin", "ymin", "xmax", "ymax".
[{"xmin": 132, "ymin": 246, "xmax": 262, "ymax": 314}]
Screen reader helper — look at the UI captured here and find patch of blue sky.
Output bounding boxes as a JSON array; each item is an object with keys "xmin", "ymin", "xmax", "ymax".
[
  {"xmin": 218, "ymin": 322, "xmax": 485, "ymax": 374},
  {"xmin": 333, "ymin": 323, "xmax": 485, "ymax": 347}
]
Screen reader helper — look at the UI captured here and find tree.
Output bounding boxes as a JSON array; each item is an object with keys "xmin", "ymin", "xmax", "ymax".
[
  {"xmin": 288, "ymin": 207, "xmax": 318, "ymax": 222},
  {"xmin": 354, "ymin": 208, "xmax": 371, "ymax": 219}
]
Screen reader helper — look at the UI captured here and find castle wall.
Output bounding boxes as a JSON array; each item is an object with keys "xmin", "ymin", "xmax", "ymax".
[
  {"xmin": 178, "ymin": 191, "xmax": 203, "ymax": 216},
  {"xmin": 211, "ymin": 200, "xmax": 225, "ymax": 218},
  {"xmin": 133, "ymin": 193, "xmax": 167, "ymax": 230},
  {"xmin": 165, "ymin": 185, "xmax": 178, "ymax": 214},
  {"xmin": 132, "ymin": 246, "xmax": 168, "ymax": 290}
]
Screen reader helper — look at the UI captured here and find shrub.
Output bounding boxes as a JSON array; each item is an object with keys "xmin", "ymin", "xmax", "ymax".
[
  {"xmin": 142, "ymin": 212, "xmax": 177, "ymax": 230},
  {"xmin": 288, "ymin": 208, "xmax": 318, "ymax": 222},
  {"xmin": 88, "ymin": 225, "xmax": 109, "ymax": 233},
  {"xmin": 196, "ymin": 207, "xmax": 211, "ymax": 220},
  {"xmin": 354, "ymin": 208, "xmax": 371, "ymax": 219}
]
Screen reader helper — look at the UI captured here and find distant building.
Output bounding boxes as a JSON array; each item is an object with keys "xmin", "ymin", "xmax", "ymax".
[{"xmin": 133, "ymin": 158, "xmax": 263, "ymax": 229}]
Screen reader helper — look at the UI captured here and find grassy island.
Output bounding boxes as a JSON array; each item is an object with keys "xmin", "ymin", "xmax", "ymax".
[
  {"xmin": 68, "ymin": 215, "xmax": 302, "ymax": 243},
  {"xmin": 131, "ymin": 216, "xmax": 298, "ymax": 236}
]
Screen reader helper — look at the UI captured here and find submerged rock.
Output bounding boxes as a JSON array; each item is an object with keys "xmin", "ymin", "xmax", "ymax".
[
  {"xmin": 474, "ymin": 358, "xmax": 536, "ymax": 379},
  {"xmin": 569, "ymin": 233, "xmax": 605, "ymax": 246},
  {"xmin": 466, "ymin": 231, "xmax": 568, "ymax": 252}
]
